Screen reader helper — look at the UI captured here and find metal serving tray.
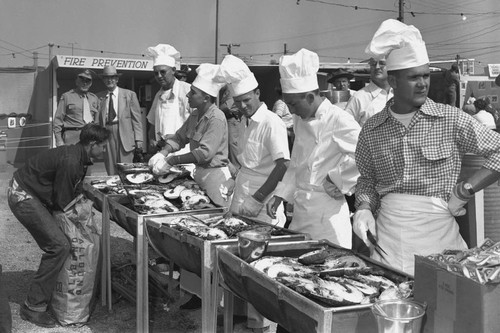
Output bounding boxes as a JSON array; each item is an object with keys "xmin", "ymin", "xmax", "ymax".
[
  {"xmin": 142, "ymin": 214, "xmax": 310, "ymax": 333},
  {"xmin": 216, "ymin": 240, "xmax": 412, "ymax": 333}
]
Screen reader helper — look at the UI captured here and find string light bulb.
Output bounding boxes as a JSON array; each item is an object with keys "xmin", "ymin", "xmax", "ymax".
[{"xmin": 461, "ymin": 13, "xmax": 467, "ymax": 20}]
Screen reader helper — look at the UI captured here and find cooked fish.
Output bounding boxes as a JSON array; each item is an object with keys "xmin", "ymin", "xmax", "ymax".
[{"xmin": 126, "ymin": 172, "xmax": 154, "ymax": 184}]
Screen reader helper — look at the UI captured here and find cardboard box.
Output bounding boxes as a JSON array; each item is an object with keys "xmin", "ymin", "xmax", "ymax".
[{"xmin": 414, "ymin": 255, "xmax": 500, "ymax": 333}]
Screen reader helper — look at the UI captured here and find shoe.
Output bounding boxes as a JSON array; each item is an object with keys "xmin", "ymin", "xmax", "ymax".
[
  {"xmin": 179, "ymin": 295, "xmax": 202, "ymax": 310},
  {"xmin": 216, "ymin": 314, "xmax": 247, "ymax": 326},
  {"xmin": 251, "ymin": 327, "xmax": 270, "ymax": 333},
  {"xmin": 20, "ymin": 304, "xmax": 57, "ymax": 328}
]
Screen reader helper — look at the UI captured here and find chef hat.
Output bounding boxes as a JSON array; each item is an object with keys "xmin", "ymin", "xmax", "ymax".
[
  {"xmin": 365, "ymin": 19, "xmax": 429, "ymax": 71},
  {"xmin": 278, "ymin": 48, "xmax": 319, "ymax": 94},
  {"xmin": 218, "ymin": 55, "xmax": 258, "ymax": 97},
  {"xmin": 146, "ymin": 44, "xmax": 180, "ymax": 68},
  {"xmin": 192, "ymin": 63, "xmax": 225, "ymax": 97}
]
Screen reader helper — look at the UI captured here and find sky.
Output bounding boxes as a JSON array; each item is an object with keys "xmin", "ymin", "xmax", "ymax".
[{"xmin": 1, "ymin": 0, "xmax": 499, "ymax": 73}]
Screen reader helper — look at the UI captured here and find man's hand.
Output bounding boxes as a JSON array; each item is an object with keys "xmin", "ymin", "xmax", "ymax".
[
  {"xmin": 448, "ymin": 182, "xmax": 471, "ymax": 216},
  {"xmin": 239, "ymin": 196, "xmax": 264, "ymax": 217},
  {"xmin": 148, "ymin": 152, "xmax": 171, "ymax": 175},
  {"xmin": 322, "ymin": 176, "xmax": 344, "ymax": 200},
  {"xmin": 352, "ymin": 208, "xmax": 376, "ymax": 247},
  {"xmin": 266, "ymin": 196, "xmax": 283, "ymax": 219},
  {"xmin": 219, "ymin": 179, "xmax": 235, "ymax": 201}
]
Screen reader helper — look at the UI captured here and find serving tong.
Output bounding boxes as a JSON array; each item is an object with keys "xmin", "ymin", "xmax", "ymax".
[{"xmin": 367, "ymin": 230, "xmax": 388, "ymax": 259}]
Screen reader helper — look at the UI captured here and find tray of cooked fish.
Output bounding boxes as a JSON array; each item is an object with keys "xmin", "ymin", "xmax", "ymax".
[
  {"xmin": 145, "ymin": 214, "xmax": 309, "ymax": 277},
  {"xmin": 83, "ymin": 176, "xmax": 127, "ymax": 212},
  {"xmin": 115, "ymin": 162, "xmax": 222, "ymax": 214},
  {"xmin": 217, "ymin": 240, "xmax": 413, "ymax": 333}
]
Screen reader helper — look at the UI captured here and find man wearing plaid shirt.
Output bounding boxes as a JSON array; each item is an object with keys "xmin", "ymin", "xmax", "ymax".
[{"xmin": 353, "ymin": 19, "xmax": 500, "ymax": 275}]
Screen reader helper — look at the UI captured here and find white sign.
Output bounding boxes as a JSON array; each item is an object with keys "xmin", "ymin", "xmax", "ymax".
[
  {"xmin": 19, "ymin": 117, "xmax": 26, "ymax": 127},
  {"xmin": 7, "ymin": 117, "xmax": 16, "ymax": 128},
  {"xmin": 487, "ymin": 64, "xmax": 500, "ymax": 78},
  {"xmin": 55, "ymin": 55, "xmax": 154, "ymax": 72}
]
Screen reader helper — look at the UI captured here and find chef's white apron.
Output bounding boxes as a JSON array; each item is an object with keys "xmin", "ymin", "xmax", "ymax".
[
  {"xmin": 291, "ymin": 184, "xmax": 352, "ymax": 248},
  {"xmin": 193, "ymin": 166, "xmax": 231, "ymax": 208},
  {"xmin": 230, "ymin": 168, "xmax": 285, "ymax": 226},
  {"xmin": 155, "ymin": 95, "xmax": 190, "ymax": 156},
  {"xmin": 373, "ymin": 193, "xmax": 467, "ymax": 275}
]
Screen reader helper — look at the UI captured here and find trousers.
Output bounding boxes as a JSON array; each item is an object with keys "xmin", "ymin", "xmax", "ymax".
[{"xmin": 7, "ymin": 181, "xmax": 70, "ymax": 311}]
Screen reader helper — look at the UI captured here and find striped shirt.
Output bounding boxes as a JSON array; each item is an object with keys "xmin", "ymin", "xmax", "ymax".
[{"xmin": 355, "ymin": 98, "xmax": 500, "ymax": 213}]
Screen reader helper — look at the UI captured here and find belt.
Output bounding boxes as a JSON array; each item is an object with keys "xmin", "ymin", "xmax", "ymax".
[
  {"xmin": 106, "ymin": 121, "xmax": 119, "ymax": 125},
  {"xmin": 62, "ymin": 127, "xmax": 82, "ymax": 131}
]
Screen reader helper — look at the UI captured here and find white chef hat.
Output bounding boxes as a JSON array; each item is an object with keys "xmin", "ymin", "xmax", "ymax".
[
  {"xmin": 146, "ymin": 44, "xmax": 180, "ymax": 68},
  {"xmin": 218, "ymin": 55, "xmax": 258, "ymax": 97},
  {"xmin": 365, "ymin": 19, "xmax": 429, "ymax": 71},
  {"xmin": 192, "ymin": 63, "xmax": 225, "ymax": 97},
  {"xmin": 278, "ymin": 48, "xmax": 319, "ymax": 94}
]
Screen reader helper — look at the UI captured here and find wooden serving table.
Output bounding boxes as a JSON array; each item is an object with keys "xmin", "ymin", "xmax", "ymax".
[
  {"xmin": 144, "ymin": 215, "xmax": 310, "ymax": 333},
  {"xmin": 216, "ymin": 240, "xmax": 412, "ymax": 333}
]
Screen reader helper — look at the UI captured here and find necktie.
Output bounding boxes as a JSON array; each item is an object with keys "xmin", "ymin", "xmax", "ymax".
[
  {"xmin": 83, "ymin": 95, "xmax": 93, "ymax": 123},
  {"xmin": 108, "ymin": 92, "xmax": 116, "ymax": 123}
]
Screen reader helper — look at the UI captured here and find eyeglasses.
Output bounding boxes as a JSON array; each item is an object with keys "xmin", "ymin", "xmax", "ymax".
[
  {"xmin": 369, "ymin": 60, "xmax": 386, "ymax": 68},
  {"xmin": 79, "ymin": 77, "xmax": 92, "ymax": 83}
]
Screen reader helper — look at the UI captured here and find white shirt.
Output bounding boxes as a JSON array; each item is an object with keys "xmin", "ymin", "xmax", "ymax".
[
  {"xmin": 275, "ymin": 99, "xmax": 361, "ymax": 201},
  {"xmin": 473, "ymin": 110, "xmax": 496, "ymax": 130},
  {"xmin": 344, "ymin": 81, "xmax": 393, "ymax": 127},
  {"xmin": 238, "ymin": 103, "xmax": 290, "ymax": 177},
  {"xmin": 147, "ymin": 79, "xmax": 192, "ymax": 140}
]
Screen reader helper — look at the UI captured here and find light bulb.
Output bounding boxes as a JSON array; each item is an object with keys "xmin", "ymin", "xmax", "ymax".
[{"xmin": 461, "ymin": 13, "xmax": 467, "ymax": 20}]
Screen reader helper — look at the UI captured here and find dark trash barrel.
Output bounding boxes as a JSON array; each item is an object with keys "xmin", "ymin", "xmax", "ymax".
[{"xmin": 459, "ymin": 154, "xmax": 500, "ymax": 242}]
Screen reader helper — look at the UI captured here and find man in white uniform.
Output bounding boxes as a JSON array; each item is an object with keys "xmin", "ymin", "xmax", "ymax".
[
  {"xmin": 353, "ymin": 19, "xmax": 500, "ymax": 275},
  {"xmin": 344, "ymin": 57, "xmax": 393, "ymax": 127},
  {"xmin": 267, "ymin": 49, "xmax": 361, "ymax": 249},
  {"xmin": 218, "ymin": 55, "xmax": 290, "ymax": 332},
  {"xmin": 145, "ymin": 44, "xmax": 191, "ymax": 155}
]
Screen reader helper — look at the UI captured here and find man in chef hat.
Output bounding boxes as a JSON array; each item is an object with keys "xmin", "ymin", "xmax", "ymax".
[
  {"xmin": 151, "ymin": 63, "xmax": 232, "ymax": 313},
  {"xmin": 146, "ymin": 44, "xmax": 192, "ymax": 159},
  {"xmin": 267, "ymin": 48, "xmax": 360, "ymax": 250},
  {"xmin": 353, "ymin": 19, "xmax": 500, "ymax": 275},
  {"xmin": 218, "ymin": 54, "xmax": 290, "ymax": 331}
]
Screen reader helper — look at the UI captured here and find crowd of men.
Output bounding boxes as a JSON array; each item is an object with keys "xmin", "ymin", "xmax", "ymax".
[{"xmin": 3, "ymin": 17, "xmax": 500, "ymax": 332}]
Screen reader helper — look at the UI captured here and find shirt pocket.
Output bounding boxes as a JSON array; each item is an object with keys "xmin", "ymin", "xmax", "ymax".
[
  {"xmin": 421, "ymin": 142, "xmax": 454, "ymax": 178},
  {"xmin": 67, "ymin": 104, "xmax": 76, "ymax": 111},
  {"xmin": 240, "ymin": 138, "xmax": 263, "ymax": 169}
]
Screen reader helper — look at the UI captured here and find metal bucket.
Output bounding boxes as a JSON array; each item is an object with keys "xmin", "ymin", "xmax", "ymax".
[
  {"xmin": 372, "ymin": 299, "xmax": 426, "ymax": 333},
  {"xmin": 320, "ymin": 89, "xmax": 350, "ymax": 104},
  {"xmin": 459, "ymin": 154, "xmax": 500, "ymax": 242}
]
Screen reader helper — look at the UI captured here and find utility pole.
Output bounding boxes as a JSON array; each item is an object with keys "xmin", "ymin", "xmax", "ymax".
[
  {"xmin": 284, "ymin": 43, "xmax": 288, "ymax": 55},
  {"xmin": 398, "ymin": 0, "xmax": 405, "ymax": 22},
  {"xmin": 220, "ymin": 43, "xmax": 240, "ymax": 55},
  {"xmin": 48, "ymin": 43, "xmax": 54, "ymax": 65},
  {"xmin": 68, "ymin": 42, "xmax": 77, "ymax": 55}
]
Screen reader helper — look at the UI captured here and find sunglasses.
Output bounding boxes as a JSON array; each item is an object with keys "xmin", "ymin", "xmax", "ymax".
[{"xmin": 154, "ymin": 69, "xmax": 172, "ymax": 76}]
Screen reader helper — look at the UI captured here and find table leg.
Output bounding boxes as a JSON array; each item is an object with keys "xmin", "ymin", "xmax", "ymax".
[
  {"xmin": 136, "ymin": 215, "xmax": 149, "ymax": 333},
  {"xmin": 223, "ymin": 289, "xmax": 234, "ymax": 333},
  {"xmin": 201, "ymin": 242, "xmax": 216, "ymax": 333}
]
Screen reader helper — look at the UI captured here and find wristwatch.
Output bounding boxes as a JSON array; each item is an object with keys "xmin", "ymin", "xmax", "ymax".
[{"xmin": 463, "ymin": 182, "xmax": 475, "ymax": 195}]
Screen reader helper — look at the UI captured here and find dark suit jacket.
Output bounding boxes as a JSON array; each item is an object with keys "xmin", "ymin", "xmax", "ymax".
[{"xmin": 97, "ymin": 87, "xmax": 143, "ymax": 152}]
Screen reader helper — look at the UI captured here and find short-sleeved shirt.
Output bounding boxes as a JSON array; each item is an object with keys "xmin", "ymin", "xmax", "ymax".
[
  {"xmin": 147, "ymin": 79, "xmax": 192, "ymax": 140},
  {"xmin": 344, "ymin": 81, "xmax": 393, "ymax": 127},
  {"xmin": 238, "ymin": 103, "xmax": 290, "ymax": 176},
  {"xmin": 53, "ymin": 89, "xmax": 99, "ymax": 138},
  {"xmin": 165, "ymin": 104, "xmax": 229, "ymax": 168},
  {"xmin": 14, "ymin": 143, "xmax": 92, "ymax": 211},
  {"xmin": 355, "ymin": 98, "xmax": 500, "ymax": 213}
]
